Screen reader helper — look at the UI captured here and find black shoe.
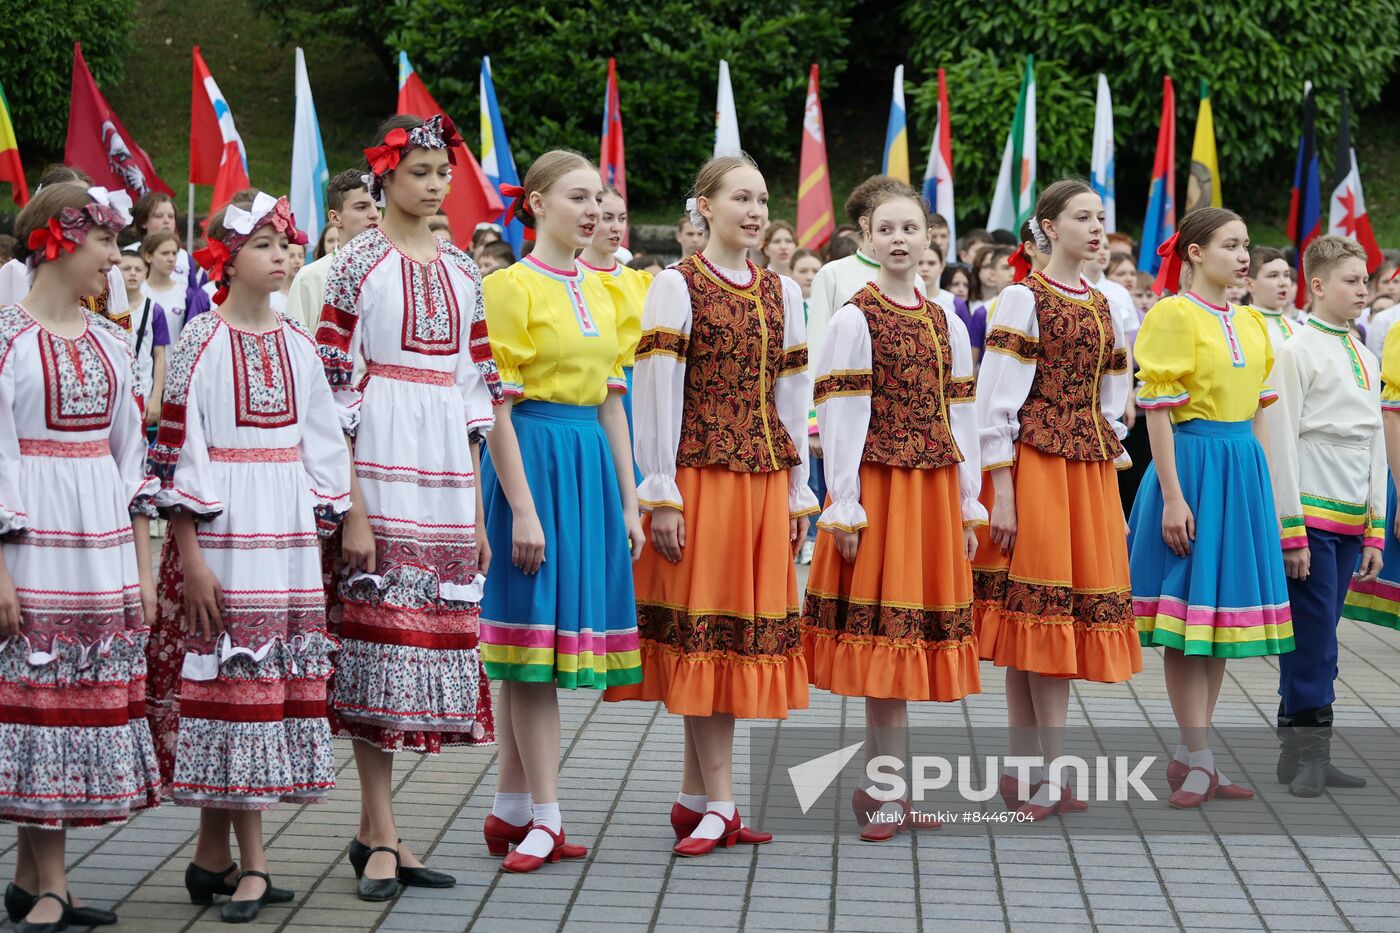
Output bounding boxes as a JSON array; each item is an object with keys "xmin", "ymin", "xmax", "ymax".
[
  {"xmin": 351, "ymin": 836, "xmax": 455, "ymax": 888},
  {"xmin": 16, "ymin": 891, "xmax": 70, "ymax": 933},
  {"xmin": 356, "ymin": 847, "xmax": 402, "ymax": 902},
  {"xmin": 1316, "ymin": 705, "xmax": 1368, "ymax": 789},
  {"xmin": 220, "ymin": 871, "xmax": 275, "ymax": 924},
  {"xmin": 1276, "ymin": 704, "xmax": 1300, "ymax": 784},
  {"xmin": 1288, "ymin": 714, "xmax": 1328, "ymax": 798},
  {"xmin": 6, "ymin": 885, "xmax": 115, "ymax": 927},
  {"xmin": 186, "ymin": 862, "xmax": 295, "ymax": 906}
]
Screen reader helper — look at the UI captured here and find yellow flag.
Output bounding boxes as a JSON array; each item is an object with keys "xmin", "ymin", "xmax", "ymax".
[{"xmin": 1186, "ymin": 80, "xmax": 1221, "ymax": 213}]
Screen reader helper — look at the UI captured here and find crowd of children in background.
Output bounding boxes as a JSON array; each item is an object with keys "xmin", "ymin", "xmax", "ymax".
[{"xmin": 4, "ymin": 127, "xmax": 1400, "ymax": 932}]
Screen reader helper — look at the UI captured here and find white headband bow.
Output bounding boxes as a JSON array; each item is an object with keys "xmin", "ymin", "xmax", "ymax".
[
  {"xmin": 86, "ymin": 186, "xmax": 133, "ymax": 227},
  {"xmin": 224, "ymin": 191, "xmax": 280, "ymax": 236}
]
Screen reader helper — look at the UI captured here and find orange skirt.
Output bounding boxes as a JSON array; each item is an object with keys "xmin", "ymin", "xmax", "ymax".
[
  {"xmin": 971, "ymin": 444, "xmax": 1141, "ymax": 683},
  {"xmin": 604, "ymin": 467, "xmax": 810, "ymax": 718},
  {"xmin": 803, "ymin": 464, "xmax": 980, "ymax": 701}
]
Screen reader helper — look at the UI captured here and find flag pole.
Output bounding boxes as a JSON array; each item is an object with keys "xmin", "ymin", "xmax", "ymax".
[{"xmin": 186, "ymin": 183, "xmax": 195, "ymax": 251}]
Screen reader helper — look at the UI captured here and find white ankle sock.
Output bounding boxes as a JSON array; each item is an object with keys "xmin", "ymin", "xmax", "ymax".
[
  {"xmin": 491, "ymin": 791, "xmax": 532, "ymax": 825},
  {"xmin": 677, "ymin": 792, "xmax": 708, "ymax": 813},
  {"xmin": 1173, "ymin": 744, "xmax": 1189, "ymax": 764},
  {"xmin": 692, "ymin": 800, "xmax": 736, "ymax": 840},
  {"xmin": 516, "ymin": 801, "xmax": 562, "ymax": 858},
  {"xmin": 1027, "ymin": 779, "xmax": 1064, "ymax": 807},
  {"xmin": 1180, "ymin": 749, "xmax": 1214, "ymax": 794}
]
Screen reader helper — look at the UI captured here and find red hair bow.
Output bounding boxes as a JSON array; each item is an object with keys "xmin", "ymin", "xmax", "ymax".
[
  {"xmin": 499, "ymin": 183, "xmax": 537, "ymax": 242},
  {"xmin": 437, "ymin": 115, "xmax": 462, "ymax": 165},
  {"xmin": 364, "ymin": 127, "xmax": 410, "ymax": 176},
  {"xmin": 1008, "ymin": 243, "xmax": 1033, "ymax": 283},
  {"xmin": 1152, "ymin": 232, "xmax": 1183, "ymax": 296},
  {"xmin": 27, "ymin": 219, "xmax": 77, "ymax": 263},
  {"xmin": 193, "ymin": 239, "xmax": 232, "ymax": 305}
]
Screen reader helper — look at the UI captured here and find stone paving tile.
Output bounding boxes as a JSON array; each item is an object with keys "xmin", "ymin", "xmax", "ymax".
[{"xmin": 0, "ymin": 568, "xmax": 1397, "ymax": 932}]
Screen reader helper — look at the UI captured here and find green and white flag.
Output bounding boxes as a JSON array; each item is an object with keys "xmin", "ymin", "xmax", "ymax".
[{"xmin": 987, "ymin": 55, "xmax": 1036, "ymax": 233}]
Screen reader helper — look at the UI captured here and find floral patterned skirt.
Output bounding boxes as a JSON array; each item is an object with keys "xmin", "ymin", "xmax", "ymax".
[
  {"xmin": 605, "ymin": 467, "xmax": 810, "ymax": 718},
  {"xmin": 803, "ymin": 464, "xmax": 980, "ymax": 702},
  {"xmin": 149, "ymin": 536, "xmax": 338, "ymax": 809}
]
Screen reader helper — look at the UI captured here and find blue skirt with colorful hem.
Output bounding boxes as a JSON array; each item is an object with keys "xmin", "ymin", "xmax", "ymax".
[
  {"xmin": 1128, "ymin": 419, "xmax": 1294, "ymax": 658},
  {"xmin": 1343, "ymin": 475, "xmax": 1400, "ymax": 629},
  {"xmin": 479, "ymin": 400, "xmax": 643, "ymax": 688}
]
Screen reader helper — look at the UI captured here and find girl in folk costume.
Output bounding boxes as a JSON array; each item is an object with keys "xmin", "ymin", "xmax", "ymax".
[
  {"xmin": 577, "ymin": 184, "xmax": 650, "ymax": 476},
  {"xmin": 605, "ymin": 154, "xmax": 818, "ymax": 855},
  {"xmin": 973, "ymin": 180, "xmax": 1142, "ymax": 819},
  {"xmin": 316, "ymin": 115, "xmax": 502, "ymax": 899},
  {"xmin": 0, "ymin": 184, "xmax": 160, "ymax": 932},
  {"xmin": 478, "ymin": 151, "xmax": 643, "ymax": 873},
  {"xmin": 1129, "ymin": 208, "xmax": 1290, "ymax": 808},
  {"xmin": 146, "ymin": 191, "xmax": 350, "ymax": 922},
  {"xmin": 803, "ymin": 182, "xmax": 983, "ymax": 842}
]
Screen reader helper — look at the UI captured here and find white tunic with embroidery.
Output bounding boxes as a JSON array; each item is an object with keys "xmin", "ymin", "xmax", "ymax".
[
  {"xmin": 315, "ymin": 228, "xmax": 502, "ymax": 752},
  {"xmin": 0, "ymin": 303, "xmax": 161, "ymax": 826},
  {"xmin": 148, "ymin": 311, "xmax": 351, "ymax": 808}
]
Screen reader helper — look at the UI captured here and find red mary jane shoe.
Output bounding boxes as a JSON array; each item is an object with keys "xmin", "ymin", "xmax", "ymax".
[{"xmin": 500, "ymin": 825, "xmax": 588, "ymax": 873}]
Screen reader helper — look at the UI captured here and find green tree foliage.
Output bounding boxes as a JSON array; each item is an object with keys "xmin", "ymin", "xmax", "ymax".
[
  {"xmin": 905, "ymin": 0, "xmax": 1400, "ymax": 225},
  {"xmin": 0, "ymin": 0, "xmax": 137, "ymax": 152},
  {"xmin": 252, "ymin": 0, "xmax": 852, "ymax": 206}
]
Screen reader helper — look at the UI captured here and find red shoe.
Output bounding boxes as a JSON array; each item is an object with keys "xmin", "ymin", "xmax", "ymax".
[
  {"xmin": 483, "ymin": 814, "xmax": 532, "ymax": 857},
  {"xmin": 1059, "ymin": 787, "xmax": 1089, "ymax": 813},
  {"xmin": 851, "ymin": 787, "xmax": 882, "ymax": 827},
  {"xmin": 1167, "ymin": 768, "xmax": 1219, "ymax": 809},
  {"xmin": 859, "ymin": 798, "xmax": 903, "ymax": 842},
  {"xmin": 999, "ymin": 773, "xmax": 1036, "ymax": 810},
  {"xmin": 672, "ymin": 809, "xmax": 741, "ymax": 857},
  {"xmin": 1166, "ymin": 758, "xmax": 1188, "ymax": 793},
  {"xmin": 903, "ymin": 805, "xmax": 942, "ymax": 831},
  {"xmin": 1213, "ymin": 779, "xmax": 1255, "ymax": 800},
  {"xmin": 670, "ymin": 802, "xmax": 705, "ymax": 840},
  {"xmin": 500, "ymin": 825, "xmax": 588, "ymax": 873},
  {"xmin": 735, "ymin": 826, "xmax": 773, "ymax": 845}
]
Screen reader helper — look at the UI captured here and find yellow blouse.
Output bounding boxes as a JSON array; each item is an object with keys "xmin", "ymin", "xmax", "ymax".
[
  {"xmin": 1382, "ymin": 322, "xmax": 1400, "ymax": 411},
  {"xmin": 482, "ymin": 256, "xmax": 628, "ymax": 406},
  {"xmin": 579, "ymin": 259, "xmax": 651, "ymax": 366},
  {"xmin": 1135, "ymin": 293, "xmax": 1277, "ymax": 422}
]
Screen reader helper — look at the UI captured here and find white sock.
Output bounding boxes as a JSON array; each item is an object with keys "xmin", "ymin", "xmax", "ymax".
[
  {"xmin": 516, "ymin": 801, "xmax": 562, "ymax": 858},
  {"xmin": 1027, "ymin": 779, "xmax": 1064, "ymax": 807},
  {"xmin": 874, "ymin": 801, "xmax": 904, "ymax": 824},
  {"xmin": 1003, "ymin": 764, "xmax": 1043, "ymax": 790},
  {"xmin": 691, "ymin": 800, "xmax": 736, "ymax": 840},
  {"xmin": 1173, "ymin": 744, "xmax": 1189, "ymax": 764},
  {"xmin": 677, "ymin": 792, "xmax": 707, "ymax": 813},
  {"xmin": 1180, "ymin": 749, "xmax": 1214, "ymax": 794},
  {"xmin": 491, "ymin": 791, "xmax": 532, "ymax": 825}
]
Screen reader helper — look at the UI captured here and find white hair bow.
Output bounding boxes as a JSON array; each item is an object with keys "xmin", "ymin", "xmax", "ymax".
[
  {"xmin": 224, "ymin": 192, "xmax": 280, "ymax": 235},
  {"xmin": 87, "ymin": 186, "xmax": 133, "ymax": 227},
  {"xmin": 685, "ymin": 197, "xmax": 708, "ymax": 233}
]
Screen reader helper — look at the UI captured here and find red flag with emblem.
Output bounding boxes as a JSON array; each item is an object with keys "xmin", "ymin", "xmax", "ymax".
[
  {"xmin": 796, "ymin": 64, "xmax": 834, "ymax": 250},
  {"xmin": 1328, "ymin": 89, "xmax": 1383, "ymax": 275}
]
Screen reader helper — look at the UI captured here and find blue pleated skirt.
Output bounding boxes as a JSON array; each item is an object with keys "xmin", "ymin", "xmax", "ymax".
[
  {"xmin": 1344, "ymin": 475, "xmax": 1400, "ymax": 629},
  {"xmin": 1127, "ymin": 419, "xmax": 1294, "ymax": 657},
  {"xmin": 479, "ymin": 401, "xmax": 642, "ymax": 688}
]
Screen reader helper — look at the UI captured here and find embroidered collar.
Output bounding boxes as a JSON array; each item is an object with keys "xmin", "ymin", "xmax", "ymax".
[
  {"xmin": 523, "ymin": 254, "xmax": 582, "ymax": 281},
  {"xmin": 578, "ymin": 257, "xmax": 620, "ymax": 276},
  {"xmin": 1254, "ymin": 305, "xmax": 1286, "ymax": 318},
  {"xmin": 1306, "ymin": 316, "xmax": 1351, "ymax": 337},
  {"xmin": 1185, "ymin": 292, "xmax": 1232, "ymax": 315},
  {"xmin": 855, "ymin": 250, "xmax": 880, "ymax": 270}
]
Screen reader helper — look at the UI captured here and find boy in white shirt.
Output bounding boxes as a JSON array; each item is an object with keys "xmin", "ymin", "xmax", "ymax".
[{"xmin": 1269, "ymin": 235, "xmax": 1383, "ymax": 798}]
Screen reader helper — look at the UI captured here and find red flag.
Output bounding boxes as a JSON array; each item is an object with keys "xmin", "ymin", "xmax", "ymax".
[
  {"xmin": 1327, "ymin": 89, "xmax": 1384, "ymax": 276},
  {"xmin": 191, "ymin": 48, "xmax": 250, "ymax": 212},
  {"xmin": 599, "ymin": 57, "xmax": 628, "ymax": 247},
  {"xmin": 796, "ymin": 64, "xmax": 834, "ymax": 251},
  {"xmin": 0, "ymin": 81, "xmax": 28, "ymax": 206},
  {"xmin": 64, "ymin": 43, "xmax": 171, "ymax": 199},
  {"xmin": 397, "ymin": 57, "xmax": 503, "ymax": 250}
]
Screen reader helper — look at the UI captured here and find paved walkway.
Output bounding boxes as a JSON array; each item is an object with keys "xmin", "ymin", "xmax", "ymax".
[{"xmin": 6, "ymin": 567, "xmax": 1400, "ymax": 933}]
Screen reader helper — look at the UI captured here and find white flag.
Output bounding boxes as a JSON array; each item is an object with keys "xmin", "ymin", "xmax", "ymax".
[
  {"xmin": 714, "ymin": 60, "xmax": 741, "ymax": 157},
  {"xmin": 289, "ymin": 48, "xmax": 328, "ymax": 246},
  {"xmin": 1090, "ymin": 74, "xmax": 1116, "ymax": 232},
  {"xmin": 986, "ymin": 56, "xmax": 1036, "ymax": 233}
]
